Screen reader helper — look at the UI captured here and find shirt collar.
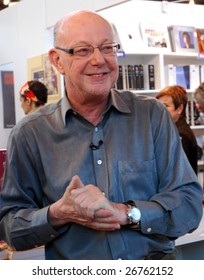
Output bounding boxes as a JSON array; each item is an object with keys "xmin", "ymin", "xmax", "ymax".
[
  {"xmin": 108, "ymin": 89, "xmax": 131, "ymax": 114},
  {"xmin": 61, "ymin": 89, "xmax": 131, "ymax": 126}
]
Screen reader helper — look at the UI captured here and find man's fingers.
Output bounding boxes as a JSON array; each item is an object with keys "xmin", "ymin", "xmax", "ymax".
[
  {"xmin": 94, "ymin": 208, "xmax": 113, "ymax": 218},
  {"xmin": 68, "ymin": 175, "xmax": 84, "ymax": 190}
]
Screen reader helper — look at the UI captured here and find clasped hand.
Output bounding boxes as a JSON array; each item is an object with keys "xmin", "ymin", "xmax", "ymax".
[{"xmin": 49, "ymin": 175, "xmax": 127, "ymax": 231}]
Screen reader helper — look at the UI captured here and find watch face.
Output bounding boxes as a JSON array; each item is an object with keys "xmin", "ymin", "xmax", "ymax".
[{"xmin": 130, "ymin": 207, "xmax": 141, "ymax": 221}]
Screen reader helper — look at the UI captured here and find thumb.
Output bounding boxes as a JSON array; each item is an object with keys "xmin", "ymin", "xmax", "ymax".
[{"xmin": 69, "ymin": 175, "xmax": 84, "ymax": 191}]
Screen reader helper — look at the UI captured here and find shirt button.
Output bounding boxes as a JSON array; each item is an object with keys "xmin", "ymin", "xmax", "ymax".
[
  {"xmin": 97, "ymin": 160, "xmax": 102, "ymax": 165},
  {"xmin": 50, "ymin": 234, "xmax": 55, "ymax": 238},
  {"xmin": 147, "ymin": 228, "xmax": 152, "ymax": 233},
  {"xmin": 95, "ymin": 127, "xmax": 98, "ymax": 132}
]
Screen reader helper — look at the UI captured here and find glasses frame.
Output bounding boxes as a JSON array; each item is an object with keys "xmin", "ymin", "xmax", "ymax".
[{"xmin": 55, "ymin": 43, "xmax": 120, "ymax": 57}]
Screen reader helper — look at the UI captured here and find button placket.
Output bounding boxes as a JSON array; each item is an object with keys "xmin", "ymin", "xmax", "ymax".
[{"xmin": 91, "ymin": 126, "xmax": 108, "ymax": 195}]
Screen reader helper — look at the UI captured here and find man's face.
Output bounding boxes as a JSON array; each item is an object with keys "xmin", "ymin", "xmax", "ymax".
[{"xmin": 54, "ymin": 12, "xmax": 119, "ymax": 102}]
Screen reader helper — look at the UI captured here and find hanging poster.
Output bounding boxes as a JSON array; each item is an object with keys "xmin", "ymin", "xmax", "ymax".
[{"xmin": 1, "ymin": 71, "xmax": 16, "ymax": 128}]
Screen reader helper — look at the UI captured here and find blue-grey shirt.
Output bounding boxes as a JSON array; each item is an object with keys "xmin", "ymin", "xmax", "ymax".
[{"xmin": 0, "ymin": 90, "xmax": 203, "ymax": 259}]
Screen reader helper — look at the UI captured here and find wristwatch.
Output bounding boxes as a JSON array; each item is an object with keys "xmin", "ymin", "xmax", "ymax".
[
  {"xmin": 124, "ymin": 201, "xmax": 141, "ymax": 229},
  {"xmin": 127, "ymin": 205, "xmax": 141, "ymax": 224}
]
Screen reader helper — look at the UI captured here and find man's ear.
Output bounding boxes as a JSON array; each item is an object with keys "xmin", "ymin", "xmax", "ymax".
[{"xmin": 48, "ymin": 49, "xmax": 65, "ymax": 75}]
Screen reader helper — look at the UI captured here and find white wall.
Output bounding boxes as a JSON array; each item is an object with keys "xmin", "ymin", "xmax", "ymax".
[{"xmin": 0, "ymin": 0, "xmax": 204, "ymax": 149}]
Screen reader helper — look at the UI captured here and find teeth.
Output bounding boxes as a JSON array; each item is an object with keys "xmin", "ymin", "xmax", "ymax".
[{"xmin": 92, "ymin": 74, "xmax": 103, "ymax": 77}]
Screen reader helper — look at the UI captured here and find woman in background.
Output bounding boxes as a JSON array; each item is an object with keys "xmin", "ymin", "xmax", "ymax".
[
  {"xmin": 19, "ymin": 80, "xmax": 48, "ymax": 115},
  {"xmin": 156, "ymin": 85, "xmax": 198, "ymax": 174}
]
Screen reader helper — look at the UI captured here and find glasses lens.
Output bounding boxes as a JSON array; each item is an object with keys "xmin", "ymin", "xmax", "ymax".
[
  {"xmin": 73, "ymin": 44, "xmax": 119, "ymax": 57},
  {"xmin": 74, "ymin": 46, "xmax": 92, "ymax": 57},
  {"xmin": 101, "ymin": 44, "xmax": 117, "ymax": 55}
]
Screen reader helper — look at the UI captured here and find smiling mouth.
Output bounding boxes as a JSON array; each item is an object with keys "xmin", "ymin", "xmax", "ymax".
[
  {"xmin": 92, "ymin": 74, "xmax": 104, "ymax": 77},
  {"xmin": 87, "ymin": 72, "xmax": 109, "ymax": 77}
]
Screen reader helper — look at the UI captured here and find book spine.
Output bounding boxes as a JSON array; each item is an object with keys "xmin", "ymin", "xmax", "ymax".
[
  {"xmin": 143, "ymin": 65, "xmax": 149, "ymax": 90},
  {"xmin": 127, "ymin": 65, "xmax": 134, "ymax": 90},
  {"xmin": 199, "ymin": 65, "xmax": 204, "ymax": 83},
  {"xmin": 138, "ymin": 64, "xmax": 144, "ymax": 90},
  {"xmin": 148, "ymin": 64, "xmax": 155, "ymax": 89},
  {"xmin": 133, "ymin": 65, "xmax": 140, "ymax": 90},
  {"xmin": 175, "ymin": 65, "xmax": 190, "ymax": 89},
  {"xmin": 124, "ymin": 65, "xmax": 128, "ymax": 90},
  {"xmin": 116, "ymin": 65, "xmax": 124, "ymax": 90},
  {"xmin": 189, "ymin": 64, "xmax": 200, "ymax": 90},
  {"xmin": 164, "ymin": 64, "xmax": 175, "ymax": 85}
]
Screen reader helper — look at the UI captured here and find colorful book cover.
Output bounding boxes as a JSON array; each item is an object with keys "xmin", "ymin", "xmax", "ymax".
[
  {"xmin": 139, "ymin": 21, "xmax": 171, "ymax": 51},
  {"xmin": 196, "ymin": 28, "xmax": 204, "ymax": 54},
  {"xmin": 168, "ymin": 25, "xmax": 198, "ymax": 53},
  {"xmin": 175, "ymin": 65, "xmax": 190, "ymax": 89}
]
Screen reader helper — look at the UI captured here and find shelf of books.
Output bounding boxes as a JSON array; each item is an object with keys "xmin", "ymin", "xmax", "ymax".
[
  {"xmin": 105, "ymin": 12, "xmax": 204, "ymax": 130},
  {"xmin": 97, "ymin": 1, "xmax": 204, "ymax": 125},
  {"xmin": 99, "ymin": 0, "xmax": 204, "ymax": 195},
  {"xmin": 105, "ymin": 1, "xmax": 204, "ymax": 198}
]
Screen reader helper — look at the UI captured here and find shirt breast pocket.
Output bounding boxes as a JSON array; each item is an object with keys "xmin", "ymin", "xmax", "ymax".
[{"xmin": 116, "ymin": 159, "xmax": 158, "ymax": 202}]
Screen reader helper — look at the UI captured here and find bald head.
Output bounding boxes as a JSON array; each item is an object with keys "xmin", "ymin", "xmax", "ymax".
[{"xmin": 53, "ymin": 10, "xmax": 115, "ymax": 48}]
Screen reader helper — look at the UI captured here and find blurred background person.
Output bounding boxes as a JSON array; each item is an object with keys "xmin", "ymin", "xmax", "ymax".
[
  {"xmin": 194, "ymin": 82, "xmax": 204, "ymax": 163},
  {"xmin": 194, "ymin": 82, "xmax": 204, "ymax": 196},
  {"xmin": 194, "ymin": 82, "xmax": 204, "ymax": 125},
  {"xmin": 156, "ymin": 85, "xmax": 198, "ymax": 174},
  {"xmin": 19, "ymin": 80, "xmax": 48, "ymax": 115}
]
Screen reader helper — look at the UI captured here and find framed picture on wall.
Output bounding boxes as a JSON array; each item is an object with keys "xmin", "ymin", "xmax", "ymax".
[
  {"xmin": 168, "ymin": 25, "xmax": 199, "ymax": 53},
  {"xmin": 139, "ymin": 21, "xmax": 171, "ymax": 51},
  {"xmin": 27, "ymin": 53, "xmax": 62, "ymax": 104}
]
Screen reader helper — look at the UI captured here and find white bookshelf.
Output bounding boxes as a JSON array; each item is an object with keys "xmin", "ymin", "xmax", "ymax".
[
  {"xmin": 99, "ymin": 1, "xmax": 204, "ymax": 191},
  {"xmin": 99, "ymin": 3, "xmax": 204, "ymax": 120},
  {"xmin": 99, "ymin": 1, "xmax": 204, "ymax": 98}
]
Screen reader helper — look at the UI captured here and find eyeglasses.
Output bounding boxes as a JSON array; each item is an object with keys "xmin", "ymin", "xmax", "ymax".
[{"xmin": 55, "ymin": 43, "xmax": 120, "ymax": 58}]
